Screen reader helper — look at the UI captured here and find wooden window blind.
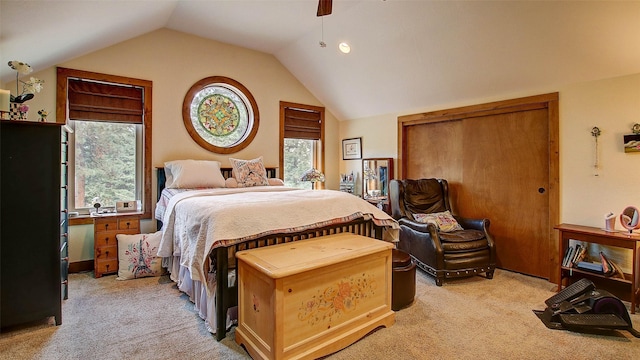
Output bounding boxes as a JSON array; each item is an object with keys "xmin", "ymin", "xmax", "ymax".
[
  {"xmin": 68, "ymin": 79, "xmax": 143, "ymax": 123},
  {"xmin": 283, "ymin": 107, "xmax": 322, "ymax": 140}
]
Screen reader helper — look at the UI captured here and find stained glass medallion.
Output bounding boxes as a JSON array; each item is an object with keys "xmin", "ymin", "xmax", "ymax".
[{"xmin": 183, "ymin": 76, "xmax": 259, "ymax": 154}]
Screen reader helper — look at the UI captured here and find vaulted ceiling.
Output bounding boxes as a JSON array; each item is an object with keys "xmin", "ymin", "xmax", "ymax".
[{"xmin": 1, "ymin": 1, "xmax": 639, "ymax": 120}]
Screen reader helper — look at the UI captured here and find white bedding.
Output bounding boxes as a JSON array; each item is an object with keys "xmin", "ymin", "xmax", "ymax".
[
  {"xmin": 158, "ymin": 186, "xmax": 398, "ymax": 284},
  {"xmin": 156, "ymin": 186, "xmax": 399, "ymax": 333}
]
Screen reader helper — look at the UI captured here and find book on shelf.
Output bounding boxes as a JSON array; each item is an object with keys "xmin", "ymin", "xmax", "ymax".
[
  {"xmin": 562, "ymin": 246, "xmax": 575, "ymax": 267},
  {"xmin": 561, "ymin": 244, "xmax": 590, "ymax": 268},
  {"xmin": 576, "ymin": 261, "xmax": 604, "ymax": 274},
  {"xmin": 575, "ymin": 245, "xmax": 587, "ymax": 266},
  {"xmin": 565, "ymin": 244, "xmax": 587, "ymax": 267}
]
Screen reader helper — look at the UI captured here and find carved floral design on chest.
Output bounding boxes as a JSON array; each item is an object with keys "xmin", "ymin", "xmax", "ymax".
[{"xmin": 297, "ymin": 273, "xmax": 378, "ymax": 326}]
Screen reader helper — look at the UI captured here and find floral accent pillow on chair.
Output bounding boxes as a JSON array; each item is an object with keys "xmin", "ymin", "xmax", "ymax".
[
  {"xmin": 116, "ymin": 231, "xmax": 164, "ymax": 280},
  {"xmin": 413, "ymin": 211, "xmax": 464, "ymax": 232},
  {"xmin": 229, "ymin": 156, "xmax": 269, "ymax": 187}
]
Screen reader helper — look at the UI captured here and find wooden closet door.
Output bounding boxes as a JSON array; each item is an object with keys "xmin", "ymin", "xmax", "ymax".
[
  {"xmin": 400, "ymin": 94, "xmax": 557, "ymax": 280},
  {"xmin": 460, "ymin": 109, "xmax": 550, "ymax": 278}
]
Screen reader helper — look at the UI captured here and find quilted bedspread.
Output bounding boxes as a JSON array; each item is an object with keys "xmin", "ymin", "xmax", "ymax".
[{"xmin": 157, "ymin": 187, "xmax": 398, "ymax": 288}]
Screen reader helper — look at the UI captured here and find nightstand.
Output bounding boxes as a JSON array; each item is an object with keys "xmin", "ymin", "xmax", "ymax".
[
  {"xmin": 366, "ymin": 196, "xmax": 390, "ymax": 215},
  {"xmin": 93, "ymin": 213, "xmax": 142, "ymax": 278}
]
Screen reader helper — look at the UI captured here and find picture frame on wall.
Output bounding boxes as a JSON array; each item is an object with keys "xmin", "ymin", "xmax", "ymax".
[
  {"xmin": 342, "ymin": 137, "xmax": 362, "ymax": 160},
  {"xmin": 623, "ymin": 134, "xmax": 640, "ymax": 153}
]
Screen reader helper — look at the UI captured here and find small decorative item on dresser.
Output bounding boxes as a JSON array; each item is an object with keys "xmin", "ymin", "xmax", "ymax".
[
  {"xmin": 7, "ymin": 60, "xmax": 44, "ymax": 120},
  {"xmin": 339, "ymin": 171, "xmax": 356, "ymax": 194},
  {"xmin": 38, "ymin": 109, "xmax": 48, "ymax": 122},
  {"xmin": 0, "ymin": 89, "xmax": 9, "ymax": 119},
  {"xmin": 17, "ymin": 104, "xmax": 29, "ymax": 120}
]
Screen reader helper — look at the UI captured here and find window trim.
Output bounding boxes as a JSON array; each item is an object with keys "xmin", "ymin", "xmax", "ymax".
[
  {"xmin": 57, "ymin": 67, "xmax": 152, "ymax": 223},
  {"xmin": 279, "ymin": 101, "xmax": 325, "ymax": 189}
]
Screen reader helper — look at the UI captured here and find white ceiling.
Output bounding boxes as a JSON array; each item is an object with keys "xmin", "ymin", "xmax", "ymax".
[{"xmin": 1, "ymin": 0, "xmax": 640, "ymax": 120}]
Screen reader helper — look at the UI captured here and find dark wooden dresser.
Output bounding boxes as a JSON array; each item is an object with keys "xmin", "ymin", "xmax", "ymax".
[{"xmin": 1, "ymin": 120, "xmax": 64, "ymax": 328}]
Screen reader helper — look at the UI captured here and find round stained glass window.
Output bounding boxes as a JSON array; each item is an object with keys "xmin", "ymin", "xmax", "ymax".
[{"xmin": 182, "ymin": 76, "xmax": 259, "ymax": 154}]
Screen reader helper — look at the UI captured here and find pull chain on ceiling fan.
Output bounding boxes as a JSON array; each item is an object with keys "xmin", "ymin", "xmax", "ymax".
[
  {"xmin": 319, "ymin": 17, "xmax": 326, "ymax": 48},
  {"xmin": 317, "ymin": 0, "xmax": 332, "ymax": 48}
]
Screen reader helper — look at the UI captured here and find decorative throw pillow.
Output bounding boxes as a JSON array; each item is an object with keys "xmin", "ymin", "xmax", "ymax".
[
  {"xmin": 267, "ymin": 178, "xmax": 285, "ymax": 186},
  {"xmin": 225, "ymin": 177, "xmax": 239, "ymax": 188},
  {"xmin": 229, "ymin": 156, "xmax": 269, "ymax": 187},
  {"xmin": 226, "ymin": 176, "xmax": 282, "ymax": 188},
  {"xmin": 413, "ymin": 211, "xmax": 464, "ymax": 232},
  {"xmin": 164, "ymin": 159, "xmax": 226, "ymax": 189},
  {"xmin": 116, "ymin": 231, "xmax": 164, "ymax": 280}
]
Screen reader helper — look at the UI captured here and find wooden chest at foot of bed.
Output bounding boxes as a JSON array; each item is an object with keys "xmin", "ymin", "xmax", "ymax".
[{"xmin": 235, "ymin": 233, "xmax": 395, "ymax": 360}]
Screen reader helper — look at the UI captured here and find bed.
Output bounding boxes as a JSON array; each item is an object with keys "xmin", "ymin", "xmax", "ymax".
[{"xmin": 155, "ymin": 159, "xmax": 399, "ymax": 340}]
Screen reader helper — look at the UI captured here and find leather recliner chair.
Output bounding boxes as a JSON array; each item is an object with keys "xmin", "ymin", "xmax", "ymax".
[{"xmin": 389, "ymin": 178, "xmax": 496, "ymax": 286}]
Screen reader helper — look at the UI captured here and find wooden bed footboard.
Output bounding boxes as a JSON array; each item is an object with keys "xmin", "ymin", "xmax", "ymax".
[{"xmin": 213, "ymin": 217, "xmax": 385, "ymax": 341}]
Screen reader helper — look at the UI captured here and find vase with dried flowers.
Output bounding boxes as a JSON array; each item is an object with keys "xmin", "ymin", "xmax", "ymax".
[
  {"xmin": 17, "ymin": 104, "xmax": 29, "ymax": 120},
  {"xmin": 6, "ymin": 60, "xmax": 44, "ymax": 120}
]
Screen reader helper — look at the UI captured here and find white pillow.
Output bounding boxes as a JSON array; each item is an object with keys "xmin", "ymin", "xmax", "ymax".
[
  {"xmin": 116, "ymin": 231, "xmax": 164, "ymax": 280},
  {"xmin": 164, "ymin": 160, "xmax": 226, "ymax": 189},
  {"xmin": 229, "ymin": 156, "xmax": 269, "ymax": 187}
]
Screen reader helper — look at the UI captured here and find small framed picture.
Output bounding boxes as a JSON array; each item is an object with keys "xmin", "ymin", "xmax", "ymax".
[
  {"xmin": 624, "ymin": 134, "xmax": 640, "ymax": 153},
  {"xmin": 342, "ymin": 137, "xmax": 362, "ymax": 160}
]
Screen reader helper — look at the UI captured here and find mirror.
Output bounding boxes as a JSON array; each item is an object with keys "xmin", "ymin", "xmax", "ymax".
[
  {"xmin": 620, "ymin": 206, "xmax": 640, "ymax": 234},
  {"xmin": 362, "ymin": 158, "xmax": 394, "ymax": 199}
]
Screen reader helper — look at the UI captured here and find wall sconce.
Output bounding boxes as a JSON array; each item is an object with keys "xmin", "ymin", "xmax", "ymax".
[{"xmin": 591, "ymin": 126, "xmax": 600, "ymax": 176}]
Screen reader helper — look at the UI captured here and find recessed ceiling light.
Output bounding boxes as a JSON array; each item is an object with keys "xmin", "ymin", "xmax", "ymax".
[{"xmin": 339, "ymin": 42, "xmax": 351, "ymax": 54}]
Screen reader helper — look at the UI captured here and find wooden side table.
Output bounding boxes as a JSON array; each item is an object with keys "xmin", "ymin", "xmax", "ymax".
[
  {"xmin": 555, "ymin": 223, "xmax": 640, "ymax": 313},
  {"xmin": 93, "ymin": 213, "xmax": 142, "ymax": 278},
  {"xmin": 365, "ymin": 196, "xmax": 390, "ymax": 215}
]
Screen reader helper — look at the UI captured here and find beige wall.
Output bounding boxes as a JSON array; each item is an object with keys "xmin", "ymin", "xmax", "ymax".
[
  {"xmin": 339, "ymin": 73, "xmax": 640, "ymax": 271},
  {"xmin": 6, "ymin": 29, "xmax": 340, "ymax": 262},
  {"xmin": 340, "ymin": 74, "xmax": 640, "ymax": 227},
  {"xmin": 559, "ymin": 74, "xmax": 640, "ymax": 226},
  {"xmin": 6, "ymin": 28, "xmax": 639, "ymax": 267},
  {"xmin": 339, "ymin": 115, "xmax": 397, "ymax": 195}
]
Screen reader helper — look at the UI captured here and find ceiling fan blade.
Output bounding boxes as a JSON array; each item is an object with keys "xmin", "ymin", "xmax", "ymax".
[{"xmin": 317, "ymin": 0, "xmax": 333, "ymax": 17}]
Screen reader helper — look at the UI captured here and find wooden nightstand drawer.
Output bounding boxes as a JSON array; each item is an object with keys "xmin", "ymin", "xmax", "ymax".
[
  {"xmin": 94, "ymin": 219, "xmax": 117, "ymax": 232},
  {"xmin": 94, "ymin": 231, "xmax": 120, "ymax": 247},
  {"xmin": 117, "ymin": 217, "xmax": 139, "ymax": 231},
  {"xmin": 95, "ymin": 259, "xmax": 118, "ymax": 276},
  {"xmin": 93, "ymin": 213, "xmax": 142, "ymax": 278},
  {"xmin": 95, "ymin": 245, "xmax": 117, "ymax": 261}
]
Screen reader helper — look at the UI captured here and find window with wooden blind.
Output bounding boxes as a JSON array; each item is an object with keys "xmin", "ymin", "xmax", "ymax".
[
  {"xmin": 57, "ymin": 68, "xmax": 152, "ymax": 222},
  {"xmin": 279, "ymin": 101, "xmax": 325, "ymax": 189},
  {"xmin": 67, "ymin": 78, "xmax": 144, "ymax": 123}
]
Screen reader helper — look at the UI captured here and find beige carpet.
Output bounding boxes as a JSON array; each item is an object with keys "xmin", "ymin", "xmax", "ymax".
[{"xmin": 1, "ymin": 269, "xmax": 639, "ymax": 360}]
